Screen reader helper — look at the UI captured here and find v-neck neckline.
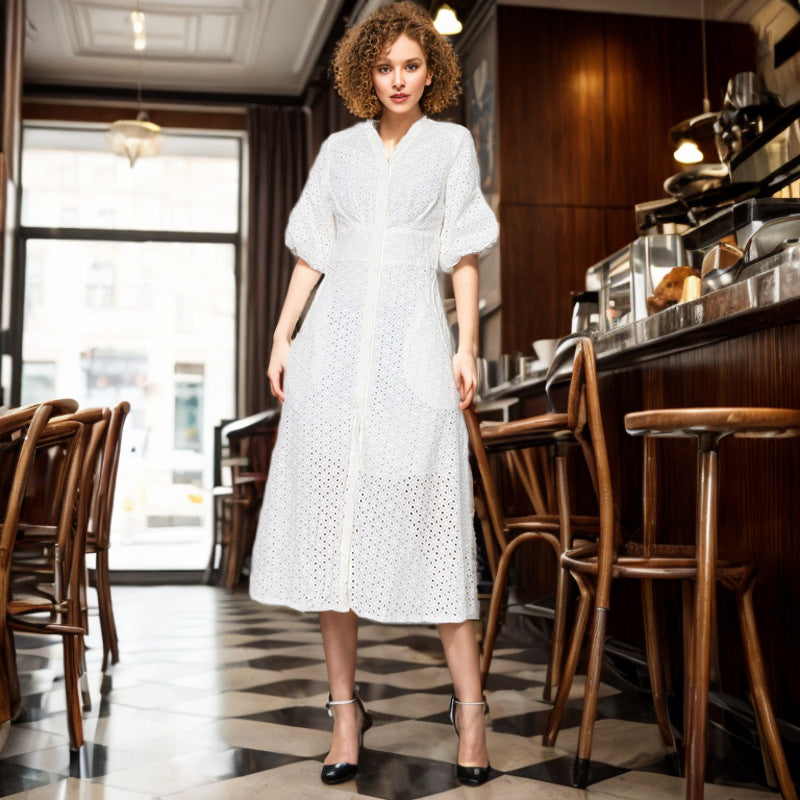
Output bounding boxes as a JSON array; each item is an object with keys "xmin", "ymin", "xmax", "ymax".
[{"xmin": 368, "ymin": 115, "xmax": 428, "ymax": 163}]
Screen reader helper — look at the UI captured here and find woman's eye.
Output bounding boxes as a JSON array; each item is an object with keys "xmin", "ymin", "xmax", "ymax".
[
  {"xmin": 377, "ymin": 66, "xmax": 390, "ymax": 73},
  {"xmin": 406, "ymin": 64, "xmax": 418, "ymax": 71}
]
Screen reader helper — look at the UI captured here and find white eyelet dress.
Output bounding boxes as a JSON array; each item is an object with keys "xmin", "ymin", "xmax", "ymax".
[{"xmin": 249, "ymin": 117, "xmax": 499, "ymax": 624}]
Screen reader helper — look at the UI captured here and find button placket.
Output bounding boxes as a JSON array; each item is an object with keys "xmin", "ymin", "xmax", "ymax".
[{"xmin": 337, "ymin": 162, "xmax": 391, "ymax": 603}]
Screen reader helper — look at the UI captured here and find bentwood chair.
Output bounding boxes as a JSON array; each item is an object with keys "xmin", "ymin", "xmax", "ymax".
[
  {"xmin": 2, "ymin": 405, "xmax": 100, "ymax": 750},
  {"xmin": 1, "ymin": 402, "xmax": 70, "ymax": 724},
  {"xmin": 463, "ymin": 404, "xmax": 598, "ymax": 699},
  {"xmin": 219, "ymin": 410, "xmax": 280, "ymax": 591},
  {"xmin": 84, "ymin": 401, "xmax": 130, "ymax": 669},
  {"xmin": 543, "ymin": 337, "xmax": 799, "ymax": 800}
]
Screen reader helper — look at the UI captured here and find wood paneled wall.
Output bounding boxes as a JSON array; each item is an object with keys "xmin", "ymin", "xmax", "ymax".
[{"xmin": 496, "ymin": 7, "xmax": 756, "ymax": 352}]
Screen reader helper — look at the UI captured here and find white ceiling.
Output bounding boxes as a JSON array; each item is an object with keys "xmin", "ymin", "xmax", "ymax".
[
  {"xmin": 23, "ymin": 0, "xmax": 347, "ymax": 96},
  {"xmin": 21, "ymin": 0, "xmax": 797, "ymax": 98}
]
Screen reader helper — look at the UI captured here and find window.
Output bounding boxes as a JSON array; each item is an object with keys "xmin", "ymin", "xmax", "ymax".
[{"xmin": 19, "ymin": 125, "xmax": 242, "ymax": 571}]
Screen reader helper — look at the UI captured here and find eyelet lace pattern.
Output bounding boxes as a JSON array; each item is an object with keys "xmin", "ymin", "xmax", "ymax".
[{"xmin": 250, "ymin": 118, "xmax": 498, "ymax": 624}]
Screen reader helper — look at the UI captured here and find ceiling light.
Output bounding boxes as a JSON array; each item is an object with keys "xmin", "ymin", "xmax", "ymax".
[
  {"xmin": 433, "ymin": 4, "xmax": 462, "ymax": 36},
  {"xmin": 107, "ymin": 12, "xmax": 161, "ymax": 170},
  {"xmin": 108, "ymin": 110, "xmax": 161, "ymax": 168},
  {"xmin": 131, "ymin": 11, "xmax": 146, "ymax": 51},
  {"xmin": 674, "ymin": 139, "xmax": 704, "ymax": 164},
  {"xmin": 669, "ymin": 0, "xmax": 716, "ymax": 166}
]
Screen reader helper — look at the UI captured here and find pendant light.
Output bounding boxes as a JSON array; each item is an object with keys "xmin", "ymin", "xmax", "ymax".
[
  {"xmin": 108, "ymin": 110, "xmax": 161, "ymax": 168},
  {"xmin": 107, "ymin": 7, "xmax": 161, "ymax": 168},
  {"xmin": 433, "ymin": 4, "xmax": 462, "ymax": 36},
  {"xmin": 671, "ymin": 0, "xmax": 716, "ymax": 164}
]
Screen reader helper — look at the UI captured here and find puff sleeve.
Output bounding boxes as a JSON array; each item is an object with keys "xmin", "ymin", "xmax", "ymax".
[
  {"xmin": 285, "ymin": 139, "xmax": 336, "ymax": 274},
  {"xmin": 438, "ymin": 128, "xmax": 499, "ymax": 273}
]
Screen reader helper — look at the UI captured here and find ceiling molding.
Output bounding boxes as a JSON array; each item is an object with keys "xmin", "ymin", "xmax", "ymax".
[{"xmin": 24, "ymin": 0, "xmax": 346, "ymax": 95}]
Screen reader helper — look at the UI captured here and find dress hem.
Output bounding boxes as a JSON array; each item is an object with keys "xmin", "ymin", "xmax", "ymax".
[{"xmin": 248, "ymin": 593, "xmax": 479, "ymax": 626}]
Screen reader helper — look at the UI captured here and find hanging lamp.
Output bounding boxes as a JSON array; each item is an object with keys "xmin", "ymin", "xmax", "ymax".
[
  {"xmin": 433, "ymin": 4, "xmax": 462, "ymax": 36},
  {"xmin": 671, "ymin": 0, "xmax": 716, "ymax": 164},
  {"xmin": 107, "ymin": 7, "xmax": 161, "ymax": 167}
]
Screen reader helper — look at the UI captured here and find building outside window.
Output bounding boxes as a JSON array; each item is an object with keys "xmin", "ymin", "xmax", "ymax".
[{"xmin": 18, "ymin": 125, "xmax": 241, "ymax": 571}]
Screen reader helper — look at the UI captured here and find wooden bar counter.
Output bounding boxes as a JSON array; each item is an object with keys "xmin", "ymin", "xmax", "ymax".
[{"xmin": 484, "ymin": 261, "xmax": 800, "ymax": 729}]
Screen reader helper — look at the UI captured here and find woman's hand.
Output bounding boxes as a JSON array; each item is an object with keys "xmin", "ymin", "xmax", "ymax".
[
  {"xmin": 267, "ymin": 336, "xmax": 291, "ymax": 402},
  {"xmin": 452, "ymin": 349, "xmax": 478, "ymax": 410}
]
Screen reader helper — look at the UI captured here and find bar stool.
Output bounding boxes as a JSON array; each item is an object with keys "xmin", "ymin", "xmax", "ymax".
[
  {"xmin": 463, "ymin": 406, "xmax": 598, "ymax": 699},
  {"xmin": 544, "ymin": 336, "xmax": 799, "ymax": 800},
  {"xmin": 625, "ymin": 406, "xmax": 800, "ymax": 800}
]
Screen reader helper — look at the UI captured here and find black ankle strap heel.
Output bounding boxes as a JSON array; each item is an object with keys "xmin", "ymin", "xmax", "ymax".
[
  {"xmin": 449, "ymin": 695, "xmax": 491, "ymax": 787},
  {"xmin": 320, "ymin": 691, "xmax": 373, "ymax": 785}
]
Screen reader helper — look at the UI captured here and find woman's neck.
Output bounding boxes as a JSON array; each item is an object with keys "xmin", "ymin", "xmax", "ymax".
[{"xmin": 377, "ymin": 109, "xmax": 423, "ymax": 155}]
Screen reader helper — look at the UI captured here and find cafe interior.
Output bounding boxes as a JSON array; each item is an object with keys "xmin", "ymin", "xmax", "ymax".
[{"xmin": 2, "ymin": 0, "xmax": 800, "ymax": 798}]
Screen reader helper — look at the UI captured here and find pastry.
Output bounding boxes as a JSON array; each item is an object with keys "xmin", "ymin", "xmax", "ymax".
[{"xmin": 646, "ymin": 266, "xmax": 701, "ymax": 314}]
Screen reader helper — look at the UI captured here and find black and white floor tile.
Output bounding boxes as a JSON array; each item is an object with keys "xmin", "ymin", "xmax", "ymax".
[{"xmin": 0, "ymin": 585, "xmax": 792, "ymax": 799}]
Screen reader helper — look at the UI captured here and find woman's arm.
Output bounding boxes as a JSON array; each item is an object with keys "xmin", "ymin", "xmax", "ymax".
[
  {"xmin": 451, "ymin": 253, "xmax": 479, "ymax": 410},
  {"xmin": 267, "ymin": 258, "xmax": 321, "ymax": 402}
]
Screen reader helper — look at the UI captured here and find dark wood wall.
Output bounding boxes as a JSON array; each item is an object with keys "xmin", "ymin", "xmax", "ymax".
[
  {"xmin": 496, "ymin": 7, "xmax": 756, "ymax": 353},
  {"xmin": 0, "ymin": 0, "xmax": 25, "ymax": 407}
]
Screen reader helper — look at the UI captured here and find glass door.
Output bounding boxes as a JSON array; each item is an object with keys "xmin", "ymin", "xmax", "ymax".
[
  {"xmin": 21, "ymin": 239, "xmax": 236, "ymax": 570},
  {"xmin": 16, "ymin": 125, "xmax": 242, "ymax": 571}
]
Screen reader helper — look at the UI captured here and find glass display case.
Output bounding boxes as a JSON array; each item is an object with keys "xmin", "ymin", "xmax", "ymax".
[{"xmin": 587, "ymin": 235, "xmax": 688, "ymax": 333}]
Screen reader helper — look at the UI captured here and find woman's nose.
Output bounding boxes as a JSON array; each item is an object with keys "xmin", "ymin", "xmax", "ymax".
[{"xmin": 392, "ymin": 69, "xmax": 405, "ymax": 88}]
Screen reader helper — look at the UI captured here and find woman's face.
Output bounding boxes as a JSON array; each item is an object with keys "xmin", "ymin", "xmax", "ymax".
[{"xmin": 372, "ymin": 33, "xmax": 431, "ymax": 118}]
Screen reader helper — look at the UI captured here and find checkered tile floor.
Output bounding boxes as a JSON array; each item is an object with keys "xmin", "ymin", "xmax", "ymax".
[{"xmin": 0, "ymin": 585, "xmax": 790, "ymax": 799}]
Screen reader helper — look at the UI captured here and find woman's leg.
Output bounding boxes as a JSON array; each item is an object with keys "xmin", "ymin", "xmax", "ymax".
[
  {"xmin": 320, "ymin": 610, "xmax": 362, "ymax": 765},
  {"xmin": 438, "ymin": 620, "xmax": 490, "ymax": 767}
]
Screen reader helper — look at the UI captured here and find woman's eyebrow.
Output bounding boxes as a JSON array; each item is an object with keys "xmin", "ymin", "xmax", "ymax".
[{"xmin": 375, "ymin": 56, "xmax": 423, "ymax": 65}]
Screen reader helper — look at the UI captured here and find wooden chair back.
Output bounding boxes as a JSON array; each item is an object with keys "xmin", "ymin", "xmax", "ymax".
[
  {"xmin": 11, "ymin": 408, "xmax": 108, "ymax": 615},
  {"xmin": 1, "ymin": 404, "xmax": 60, "ymax": 611},
  {"xmin": 1, "ymin": 402, "xmax": 63, "ymax": 725},
  {"xmin": 87, "ymin": 401, "xmax": 131, "ymax": 552}
]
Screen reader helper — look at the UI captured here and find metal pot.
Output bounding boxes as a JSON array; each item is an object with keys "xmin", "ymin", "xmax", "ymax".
[
  {"xmin": 571, "ymin": 291, "xmax": 599, "ymax": 333},
  {"xmin": 663, "ymin": 164, "xmax": 729, "ymax": 199},
  {"xmin": 742, "ymin": 215, "xmax": 800, "ymax": 263}
]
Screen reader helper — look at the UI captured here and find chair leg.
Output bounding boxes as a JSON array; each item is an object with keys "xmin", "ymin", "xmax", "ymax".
[
  {"xmin": 543, "ymin": 573, "xmax": 593, "ymax": 748},
  {"xmin": 572, "ymin": 604, "xmax": 609, "ymax": 788},
  {"xmin": 2, "ymin": 628, "xmax": 22, "ymax": 720},
  {"xmin": 89, "ymin": 566, "xmax": 112, "ymax": 671},
  {"xmin": 474, "ymin": 494, "xmax": 499, "ymax": 580},
  {"xmin": 225, "ymin": 497, "xmax": 245, "ymax": 592},
  {"xmin": 479, "ymin": 544, "xmax": 512, "ymax": 691},
  {"xmin": 544, "ymin": 555, "xmax": 570, "ymax": 703},
  {"xmin": 79, "ymin": 645, "xmax": 92, "ymax": 712},
  {"xmin": 480, "ymin": 532, "xmax": 558, "ymax": 690},
  {"xmin": 681, "ymin": 578, "xmax": 694, "ymax": 767},
  {"xmin": 63, "ymin": 634, "xmax": 84, "ymax": 750},
  {"xmin": 544, "ymin": 448, "xmax": 573, "ymax": 704},
  {"xmin": 203, "ymin": 494, "xmax": 223, "ymax": 585},
  {"xmin": 736, "ymin": 582, "xmax": 798, "ymax": 800},
  {"xmin": 685, "ymin": 445, "xmax": 718, "ymax": 800},
  {"xmin": 96, "ymin": 551, "xmax": 120, "ymax": 669},
  {"xmin": 641, "ymin": 579, "xmax": 679, "ymax": 767}
]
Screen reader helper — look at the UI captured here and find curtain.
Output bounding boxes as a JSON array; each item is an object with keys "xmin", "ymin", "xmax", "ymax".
[
  {"xmin": 308, "ymin": 84, "xmax": 357, "ymax": 159},
  {"xmin": 240, "ymin": 105, "xmax": 309, "ymax": 416}
]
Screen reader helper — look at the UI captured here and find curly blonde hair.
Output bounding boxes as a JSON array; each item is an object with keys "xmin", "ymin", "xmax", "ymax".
[{"xmin": 332, "ymin": 1, "xmax": 461, "ymax": 119}]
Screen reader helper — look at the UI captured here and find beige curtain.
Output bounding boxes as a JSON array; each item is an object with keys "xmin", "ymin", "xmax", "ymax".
[{"xmin": 240, "ymin": 105, "xmax": 309, "ymax": 415}]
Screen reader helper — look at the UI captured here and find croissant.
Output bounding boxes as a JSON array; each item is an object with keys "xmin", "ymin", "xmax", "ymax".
[{"xmin": 646, "ymin": 266, "xmax": 701, "ymax": 314}]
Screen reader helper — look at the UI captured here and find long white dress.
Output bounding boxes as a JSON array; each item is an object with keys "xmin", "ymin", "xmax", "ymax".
[{"xmin": 249, "ymin": 116, "xmax": 498, "ymax": 624}]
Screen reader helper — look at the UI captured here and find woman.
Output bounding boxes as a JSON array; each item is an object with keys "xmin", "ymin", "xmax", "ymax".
[{"xmin": 249, "ymin": 1, "xmax": 498, "ymax": 787}]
